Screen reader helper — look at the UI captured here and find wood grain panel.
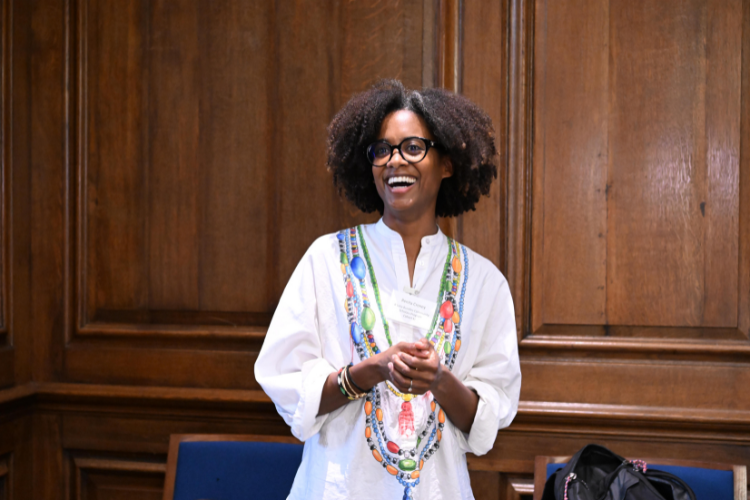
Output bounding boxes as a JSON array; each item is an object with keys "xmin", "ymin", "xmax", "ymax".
[
  {"xmin": 64, "ymin": 345, "xmax": 258, "ymax": 389},
  {"xmin": 30, "ymin": 0, "xmax": 66, "ymax": 381},
  {"xmin": 460, "ymin": 0, "xmax": 508, "ymax": 271},
  {"xmin": 739, "ymin": 0, "xmax": 750, "ymax": 341},
  {"xmin": 521, "ymin": 358, "xmax": 750, "ymax": 409},
  {"xmin": 77, "ymin": 0, "xmax": 436, "ymax": 343},
  {"xmin": 529, "ymin": 0, "xmax": 747, "ymax": 341},
  {"xmin": 531, "ymin": 0, "xmax": 608, "ymax": 328},
  {"xmin": 608, "ymin": 0, "xmax": 743, "ymax": 328},
  {"xmin": 0, "ymin": 0, "xmax": 9, "ymax": 340},
  {"xmin": 70, "ymin": 456, "xmax": 164, "ymax": 500},
  {"xmin": 469, "ymin": 471, "xmax": 533, "ymax": 500},
  {"xmin": 0, "ymin": 349, "xmax": 12, "ymax": 389}
]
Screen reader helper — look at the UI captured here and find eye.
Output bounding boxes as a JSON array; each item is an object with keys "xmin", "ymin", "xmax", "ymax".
[
  {"xmin": 373, "ymin": 144, "xmax": 391, "ymax": 157},
  {"xmin": 403, "ymin": 139, "xmax": 427, "ymax": 155}
]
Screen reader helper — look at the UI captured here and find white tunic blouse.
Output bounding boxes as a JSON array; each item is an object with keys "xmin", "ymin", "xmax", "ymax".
[{"xmin": 255, "ymin": 219, "xmax": 521, "ymax": 500}]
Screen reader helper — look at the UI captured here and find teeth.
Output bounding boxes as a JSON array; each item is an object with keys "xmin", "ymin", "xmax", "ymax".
[{"xmin": 387, "ymin": 176, "xmax": 417, "ymax": 186}]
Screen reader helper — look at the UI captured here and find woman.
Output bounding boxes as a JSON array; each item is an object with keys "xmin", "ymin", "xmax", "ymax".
[{"xmin": 255, "ymin": 80, "xmax": 521, "ymax": 500}]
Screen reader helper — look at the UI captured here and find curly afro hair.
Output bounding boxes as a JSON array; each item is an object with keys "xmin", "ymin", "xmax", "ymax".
[{"xmin": 326, "ymin": 79, "xmax": 498, "ymax": 218}]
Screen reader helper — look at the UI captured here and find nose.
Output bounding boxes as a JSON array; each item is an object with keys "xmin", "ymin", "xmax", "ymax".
[{"xmin": 386, "ymin": 147, "xmax": 408, "ymax": 168}]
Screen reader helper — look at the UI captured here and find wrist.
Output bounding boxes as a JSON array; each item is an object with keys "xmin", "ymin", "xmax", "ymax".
[{"xmin": 349, "ymin": 356, "xmax": 387, "ymax": 391}]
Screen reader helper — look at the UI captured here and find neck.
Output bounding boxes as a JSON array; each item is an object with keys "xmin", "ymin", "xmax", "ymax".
[
  {"xmin": 381, "ymin": 210, "xmax": 439, "ymax": 244},
  {"xmin": 382, "ymin": 210, "xmax": 440, "ymax": 287}
]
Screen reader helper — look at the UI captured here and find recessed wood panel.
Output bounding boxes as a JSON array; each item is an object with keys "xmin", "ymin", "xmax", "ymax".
[
  {"xmin": 78, "ymin": 0, "xmax": 436, "ymax": 340},
  {"xmin": 0, "ymin": 0, "xmax": 9, "ymax": 340},
  {"xmin": 530, "ymin": 0, "xmax": 746, "ymax": 338},
  {"xmin": 0, "ymin": 454, "xmax": 8, "ymax": 500},
  {"xmin": 460, "ymin": 1, "xmax": 508, "ymax": 271},
  {"xmin": 70, "ymin": 456, "xmax": 164, "ymax": 500}
]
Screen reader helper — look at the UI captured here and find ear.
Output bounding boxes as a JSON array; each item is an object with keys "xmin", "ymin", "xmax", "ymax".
[{"xmin": 441, "ymin": 156, "xmax": 454, "ymax": 179}]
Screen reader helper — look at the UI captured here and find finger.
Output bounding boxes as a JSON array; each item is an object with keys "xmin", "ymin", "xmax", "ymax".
[
  {"xmin": 391, "ymin": 354, "xmax": 419, "ymax": 379},
  {"xmin": 388, "ymin": 365, "xmax": 411, "ymax": 391},
  {"xmin": 400, "ymin": 352, "xmax": 438, "ymax": 374},
  {"xmin": 396, "ymin": 341, "xmax": 419, "ymax": 355}
]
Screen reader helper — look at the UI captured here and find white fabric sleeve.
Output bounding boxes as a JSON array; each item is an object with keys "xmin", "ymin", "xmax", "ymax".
[
  {"xmin": 254, "ymin": 241, "xmax": 337, "ymax": 442},
  {"xmin": 454, "ymin": 277, "xmax": 522, "ymax": 456}
]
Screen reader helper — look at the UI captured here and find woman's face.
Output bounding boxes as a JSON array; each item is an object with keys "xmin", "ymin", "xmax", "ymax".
[{"xmin": 372, "ymin": 109, "xmax": 452, "ymax": 222}]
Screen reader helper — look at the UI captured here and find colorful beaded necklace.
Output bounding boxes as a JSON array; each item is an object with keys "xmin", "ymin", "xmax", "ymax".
[{"xmin": 336, "ymin": 225, "xmax": 469, "ymax": 500}]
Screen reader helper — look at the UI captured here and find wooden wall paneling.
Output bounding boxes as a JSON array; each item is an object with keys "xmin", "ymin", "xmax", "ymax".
[
  {"xmin": 0, "ymin": 0, "xmax": 10, "ymax": 391},
  {"xmin": 739, "ymin": 0, "xmax": 750, "ymax": 339},
  {"xmin": 528, "ymin": 0, "xmax": 746, "ymax": 339},
  {"xmin": 10, "ymin": 0, "xmax": 32, "ymax": 387},
  {"xmin": 0, "ymin": 455, "xmax": 7, "ymax": 500},
  {"xmin": 65, "ymin": 0, "xmax": 443, "ymax": 388},
  {"xmin": 606, "ymin": 0, "xmax": 742, "ymax": 330},
  {"xmin": 469, "ymin": 470, "xmax": 533, "ymax": 500},
  {"xmin": 0, "ymin": 410, "xmax": 33, "ymax": 500},
  {"xmin": 520, "ymin": 0, "xmax": 750, "ymax": 417},
  {"xmin": 0, "ymin": 0, "xmax": 9, "ymax": 346},
  {"xmin": 530, "ymin": 0, "xmax": 609, "ymax": 330},
  {"xmin": 0, "ymin": 350, "xmax": 10, "ymax": 389},
  {"xmin": 506, "ymin": 0, "xmax": 534, "ymax": 341},
  {"xmin": 32, "ymin": 413, "xmax": 64, "ymax": 500},
  {"xmin": 460, "ymin": 0, "xmax": 508, "ymax": 271},
  {"xmin": 30, "ymin": 0, "xmax": 66, "ymax": 382},
  {"xmin": 69, "ymin": 456, "xmax": 164, "ymax": 500}
]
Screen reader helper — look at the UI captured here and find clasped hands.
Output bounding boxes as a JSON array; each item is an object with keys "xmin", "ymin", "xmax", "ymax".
[{"xmin": 382, "ymin": 338, "xmax": 442, "ymax": 395}]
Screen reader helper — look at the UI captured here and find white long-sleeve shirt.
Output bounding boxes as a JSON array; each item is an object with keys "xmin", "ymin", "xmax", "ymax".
[{"xmin": 255, "ymin": 219, "xmax": 521, "ymax": 500}]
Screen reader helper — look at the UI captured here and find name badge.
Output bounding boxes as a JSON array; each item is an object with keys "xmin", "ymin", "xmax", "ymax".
[{"xmin": 385, "ymin": 290, "xmax": 437, "ymax": 331}]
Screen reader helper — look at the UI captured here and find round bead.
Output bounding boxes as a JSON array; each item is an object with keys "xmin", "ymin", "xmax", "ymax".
[
  {"xmin": 452, "ymin": 256, "xmax": 462, "ymax": 273},
  {"xmin": 439, "ymin": 301, "xmax": 453, "ymax": 319},
  {"xmin": 398, "ymin": 459, "xmax": 417, "ymax": 471},
  {"xmin": 361, "ymin": 307, "xmax": 376, "ymax": 330},
  {"xmin": 452, "ymin": 311, "xmax": 460, "ymax": 324},
  {"xmin": 438, "ymin": 409, "xmax": 445, "ymax": 424},
  {"xmin": 444, "ymin": 319, "xmax": 453, "ymax": 333},
  {"xmin": 351, "ymin": 323, "xmax": 362, "ymax": 344},
  {"xmin": 411, "ymin": 471, "xmax": 420, "ymax": 479},
  {"xmin": 443, "ymin": 342, "xmax": 452, "ymax": 354},
  {"xmin": 350, "ymin": 256, "xmax": 366, "ymax": 280},
  {"xmin": 346, "ymin": 281, "xmax": 354, "ymax": 297},
  {"xmin": 373, "ymin": 449, "xmax": 383, "ymax": 462},
  {"xmin": 387, "ymin": 441, "xmax": 400, "ymax": 454},
  {"xmin": 386, "ymin": 464, "xmax": 399, "ymax": 476},
  {"xmin": 337, "ymin": 233, "xmax": 345, "ymax": 240},
  {"xmin": 365, "ymin": 401, "xmax": 372, "ymax": 415},
  {"xmin": 376, "ymin": 408, "xmax": 383, "ymax": 422}
]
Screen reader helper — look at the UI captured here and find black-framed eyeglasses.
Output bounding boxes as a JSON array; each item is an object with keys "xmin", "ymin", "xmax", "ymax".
[{"xmin": 365, "ymin": 137, "xmax": 440, "ymax": 166}]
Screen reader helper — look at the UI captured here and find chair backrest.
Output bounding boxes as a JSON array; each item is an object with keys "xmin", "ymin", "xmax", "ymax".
[
  {"xmin": 163, "ymin": 434, "xmax": 304, "ymax": 500},
  {"xmin": 534, "ymin": 455, "xmax": 747, "ymax": 500}
]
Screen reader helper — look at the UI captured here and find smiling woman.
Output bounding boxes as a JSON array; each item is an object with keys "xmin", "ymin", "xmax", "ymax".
[{"xmin": 255, "ymin": 80, "xmax": 521, "ymax": 500}]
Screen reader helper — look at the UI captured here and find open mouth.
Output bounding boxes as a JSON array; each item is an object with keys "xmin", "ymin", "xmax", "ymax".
[{"xmin": 386, "ymin": 176, "xmax": 417, "ymax": 190}]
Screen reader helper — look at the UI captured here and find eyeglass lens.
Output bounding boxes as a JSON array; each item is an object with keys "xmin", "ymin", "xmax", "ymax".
[{"xmin": 367, "ymin": 138, "xmax": 428, "ymax": 166}]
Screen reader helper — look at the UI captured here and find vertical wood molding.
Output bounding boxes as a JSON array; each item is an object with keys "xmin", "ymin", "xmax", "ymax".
[
  {"xmin": 0, "ymin": 0, "xmax": 12, "ymax": 341},
  {"xmin": 507, "ymin": 0, "xmax": 534, "ymax": 342},
  {"xmin": 438, "ymin": 0, "xmax": 462, "ymax": 238}
]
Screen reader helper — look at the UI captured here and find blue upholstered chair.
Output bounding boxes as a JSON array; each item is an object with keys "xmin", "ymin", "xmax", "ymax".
[
  {"xmin": 533, "ymin": 454, "xmax": 747, "ymax": 500},
  {"xmin": 163, "ymin": 434, "xmax": 304, "ymax": 500}
]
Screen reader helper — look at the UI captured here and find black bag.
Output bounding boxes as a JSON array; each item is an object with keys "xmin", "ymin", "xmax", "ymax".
[{"xmin": 540, "ymin": 444, "xmax": 697, "ymax": 500}]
